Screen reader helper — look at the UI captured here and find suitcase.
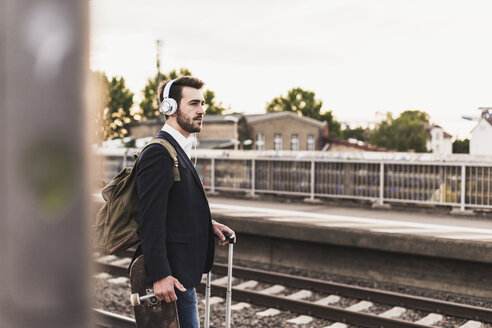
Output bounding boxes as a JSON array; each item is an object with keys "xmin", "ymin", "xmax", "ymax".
[{"xmin": 205, "ymin": 232, "xmax": 235, "ymax": 328}]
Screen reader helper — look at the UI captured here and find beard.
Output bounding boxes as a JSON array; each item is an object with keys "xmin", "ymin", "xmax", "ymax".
[{"xmin": 177, "ymin": 109, "xmax": 203, "ymax": 133}]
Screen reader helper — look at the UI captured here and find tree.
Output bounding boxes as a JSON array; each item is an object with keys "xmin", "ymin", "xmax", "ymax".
[
  {"xmin": 204, "ymin": 90, "xmax": 229, "ymax": 115},
  {"xmin": 342, "ymin": 127, "xmax": 370, "ymax": 142},
  {"xmin": 266, "ymin": 87, "xmax": 341, "ymax": 137},
  {"xmin": 320, "ymin": 110, "xmax": 342, "ymax": 138},
  {"xmin": 139, "ymin": 68, "xmax": 192, "ymax": 121},
  {"xmin": 369, "ymin": 110, "xmax": 429, "ymax": 152},
  {"xmin": 453, "ymin": 138, "xmax": 469, "ymax": 153},
  {"xmin": 106, "ymin": 76, "xmax": 134, "ymax": 140},
  {"xmin": 237, "ymin": 116, "xmax": 254, "ymax": 149},
  {"xmin": 92, "ymin": 72, "xmax": 134, "ymax": 140}
]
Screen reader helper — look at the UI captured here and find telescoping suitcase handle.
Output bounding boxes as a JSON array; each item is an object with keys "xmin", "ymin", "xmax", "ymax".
[
  {"xmin": 222, "ymin": 232, "xmax": 235, "ymax": 244},
  {"xmin": 205, "ymin": 232, "xmax": 235, "ymax": 328}
]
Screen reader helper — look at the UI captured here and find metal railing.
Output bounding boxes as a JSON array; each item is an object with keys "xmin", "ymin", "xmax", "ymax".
[{"xmin": 98, "ymin": 151, "xmax": 492, "ymax": 211}]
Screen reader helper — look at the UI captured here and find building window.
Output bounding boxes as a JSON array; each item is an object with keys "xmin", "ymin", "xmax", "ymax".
[
  {"xmin": 307, "ymin": 134, "xmax": 315, "ymax": 151},
  {"xmin": 274, "ymin": 133, "xmax": 282, "ymax": 151},
  {"xmin": 256, "ymin": 133, "xmax": 264, "ymax": 151},
  {"xmin": 291, "ymin": 134, "xmax": 299, "ymax": 151}
]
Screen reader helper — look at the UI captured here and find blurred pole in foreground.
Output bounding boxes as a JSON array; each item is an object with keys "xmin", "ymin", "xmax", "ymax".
[{"xmin": 1, "ymin": 0, "xmax": 90, "ymax": 327}]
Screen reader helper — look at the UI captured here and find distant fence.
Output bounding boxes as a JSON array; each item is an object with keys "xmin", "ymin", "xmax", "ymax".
[{"xmin": 98, "ymin": 151, "xmax": 492, "ymax": 211}]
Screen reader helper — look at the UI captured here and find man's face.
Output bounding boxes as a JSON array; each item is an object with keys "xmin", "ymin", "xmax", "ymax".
[{"xmin": 176, "ymin": 86, "xmax": 205, "ymax": 134}]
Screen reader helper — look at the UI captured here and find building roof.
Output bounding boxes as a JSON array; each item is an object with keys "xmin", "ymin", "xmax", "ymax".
[
  {"xmin": 443, "ymin": 131, "xmax": 453, "ymax": 138},
  {"xmin": 424, "ymin": 123, "xmax": 453, "ymax": 139},
  {"xmin": 126, "ymin": 116, "xmax": 232, "ymax": 126},
  {"xmin": 203, "ymin": 115, "xmax": 240, "ymax": 124},
  {"xmin": 244, "ymin": 111, "xmax": 325, "ymax": 127},
  {"xmin": 196, "ymin": 138, "xmax": 234, "ymax": 149},
  {"xmin": 323, "ymin": 137, "xmax": 391, "ymax": 152},
  {"xmin": 471, "ymin": 116, "xmax": 492, "ymax": 134},
  {"xmin": 127, "ymin": 112, "xmax": 325, "ymax": 127}
]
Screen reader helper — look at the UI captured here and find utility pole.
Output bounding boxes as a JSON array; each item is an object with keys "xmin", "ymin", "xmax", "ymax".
[{"xmin": 156, "ymin": 40, "xmax": 162, "ymax": 87}]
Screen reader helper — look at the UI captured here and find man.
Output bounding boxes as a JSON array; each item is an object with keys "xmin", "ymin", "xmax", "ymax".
[{"xmin": 134, "ymin": 76, "xmax": 235, "ymax": 327}]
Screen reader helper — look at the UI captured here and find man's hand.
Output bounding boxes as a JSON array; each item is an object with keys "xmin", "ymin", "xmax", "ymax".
[
  {"xmin": 212, "ymin": 220, "xmax": 236, "ymax": 245},
  {"xmin": 153, "ymin": 275, "xmax": 186, "ymax": 303}
]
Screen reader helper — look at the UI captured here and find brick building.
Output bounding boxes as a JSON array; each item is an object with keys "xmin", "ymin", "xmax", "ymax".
[
  {"xmin": 126, "ymin": 118, "xmax": 162, "ymax": 139},
  {"xmin": 245, "ymin": 112, "xmax": 324, "ymax": 151},
  {"xmin": 126, "ymin": 112, "xmax": 326, "ymax": 150}
]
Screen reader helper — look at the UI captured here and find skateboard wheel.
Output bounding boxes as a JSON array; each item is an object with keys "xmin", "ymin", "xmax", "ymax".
[{"xmin": 130, "ymin": 293, "xmax": 141, "ymax": 306}]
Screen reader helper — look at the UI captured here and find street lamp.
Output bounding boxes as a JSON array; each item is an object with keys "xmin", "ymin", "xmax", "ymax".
[{"xmin": 224, "ymin": 115, "xmax": 239, "ymax": 151}]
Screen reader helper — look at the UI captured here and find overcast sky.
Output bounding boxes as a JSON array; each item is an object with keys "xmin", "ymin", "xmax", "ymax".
[{"xmin": 90, "ymin": 0, "xmax": 492, "ymax": 138}]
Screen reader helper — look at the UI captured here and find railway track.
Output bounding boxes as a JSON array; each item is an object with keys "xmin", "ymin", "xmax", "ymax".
[
  {"xmin": 93, "ymin": 308, "xmax": 135, "ymax": 328},
  {"xmin": 94, "ymin": 255, "xmax": 492, "ymax": 328}
]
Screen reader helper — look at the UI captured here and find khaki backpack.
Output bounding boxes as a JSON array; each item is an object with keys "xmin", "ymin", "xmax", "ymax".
[{"xmin": 93, "ymin": 139, "xmax": 180, "ymax": 255}]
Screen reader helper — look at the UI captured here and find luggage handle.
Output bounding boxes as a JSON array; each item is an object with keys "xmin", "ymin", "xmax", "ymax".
[
  {"xmin": 223, "ymin": 232, "xmax": 234, "ymax": 328},
  {"xmin": 205, "ymin": 231, "xmax": 235, "ymax": 328},
  {"xmin": 222, "ymin": 232, "xmax": 235, "ymax": 244}
]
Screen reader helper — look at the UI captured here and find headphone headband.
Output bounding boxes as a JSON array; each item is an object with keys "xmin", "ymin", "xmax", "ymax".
[{"xmin": 162, "ymin": 79, "xmax": 176, "ymax": 100}]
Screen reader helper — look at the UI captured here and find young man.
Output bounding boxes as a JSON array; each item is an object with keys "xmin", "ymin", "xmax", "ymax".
[{"xmin": 135, "ymin": 76, "xmax": 235, "ymax": 327}]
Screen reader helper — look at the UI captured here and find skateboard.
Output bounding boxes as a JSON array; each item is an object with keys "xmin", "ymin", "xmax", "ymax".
[{"xmin": 129, "ymin": 255, "xmax": 180, "ymax": 328}]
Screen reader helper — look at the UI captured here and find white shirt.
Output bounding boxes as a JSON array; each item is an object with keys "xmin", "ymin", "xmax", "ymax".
[{"xmin": 161, "ymin": 124, "xmax": 193, "ymax": 160}]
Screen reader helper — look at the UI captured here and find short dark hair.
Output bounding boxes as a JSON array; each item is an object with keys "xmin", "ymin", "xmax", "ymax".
[{"xmin": 158, "ymin": 76, "xmax": 205, "ymax": 109}]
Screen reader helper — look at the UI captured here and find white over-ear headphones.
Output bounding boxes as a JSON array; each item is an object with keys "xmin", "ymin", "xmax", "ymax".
[{"xmin": 160, "ymin": 79, "xmax": 178, "ymax": 115}]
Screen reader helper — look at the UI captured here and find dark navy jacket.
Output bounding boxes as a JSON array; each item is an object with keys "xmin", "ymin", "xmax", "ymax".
[{"xmin": 134, "ymin": 130, "xmax": 215, "ymax": 287}]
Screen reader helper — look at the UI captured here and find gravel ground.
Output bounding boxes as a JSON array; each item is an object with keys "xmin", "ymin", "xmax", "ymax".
[
  {"xmin": 400, "ymin": 308, "xmax": 427, "ymax": 323},
  {"xmin": 93, "ymin": 257, "xmax": 492, "ymax": 328},
  {"xmin": 93, "ymin": 273, "xmax": 133, "ymax": 317}
]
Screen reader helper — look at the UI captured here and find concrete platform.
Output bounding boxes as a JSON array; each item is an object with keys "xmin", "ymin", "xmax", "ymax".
[
  {"xmin": 207, "ymin": 196, "xmax": 492, "ymax": 298},
  {"xmin": 208, "ymin": 196, "xmax": 492, "ymax": 264}
]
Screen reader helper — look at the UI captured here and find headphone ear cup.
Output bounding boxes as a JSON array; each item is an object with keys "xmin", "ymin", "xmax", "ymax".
[{"xmin": 160, "ymin": 98, "xmax": 178, "ymax": 115}]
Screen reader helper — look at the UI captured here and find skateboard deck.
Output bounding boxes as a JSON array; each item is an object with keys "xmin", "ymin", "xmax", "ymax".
[{"xmin": 129, "ymin": 255, "xmax": 180, "ymax": 328}]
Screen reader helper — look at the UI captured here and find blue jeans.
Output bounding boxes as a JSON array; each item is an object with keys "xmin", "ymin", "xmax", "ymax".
[{"xmin": 176, "ymin": 288, "xmax": 199, "ymax": 328}]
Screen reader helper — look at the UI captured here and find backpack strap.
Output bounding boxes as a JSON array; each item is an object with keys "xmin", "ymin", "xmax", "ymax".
[{"xmin": 139, "ymin": 139, "xmax": 181, "ymax": 182}]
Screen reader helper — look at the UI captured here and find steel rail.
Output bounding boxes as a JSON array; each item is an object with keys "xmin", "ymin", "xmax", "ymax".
[
  {"xmin": 94, "ymin": 260, "xmax": 128, "ymax": 277},
  {"xmin": 93, "ymin": 308, "xmax": 135, "ymax": 328},
  {"xmin": 196, "ymin": 283, "xmax": 429, "ymax": 328},
  {"xmin": 94, "ymin": 260, "xmax": 492, "ymax": 325},
  {"xmin": 212, "ymin": 263, "xmax": 492, "ymax": 323}
]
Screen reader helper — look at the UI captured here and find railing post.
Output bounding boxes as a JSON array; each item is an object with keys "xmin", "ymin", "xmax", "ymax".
[
  {"xmin": 251, "ymin": 159, "xmax": 256, "ymax": 196},
  {"xmin": 211, "ymin": 158, "xmax": 216, "ymax": 193},
  {"xmin": 461, "ymin": 165, "xmax": 466, "ymax": 212},
  {"xmin": 379, "ymin": 162, "xmax": 385, "ymax": 205},
  {"xmin": 310, "ymin": 160, "xmax": 315, "ymax": 200}
]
